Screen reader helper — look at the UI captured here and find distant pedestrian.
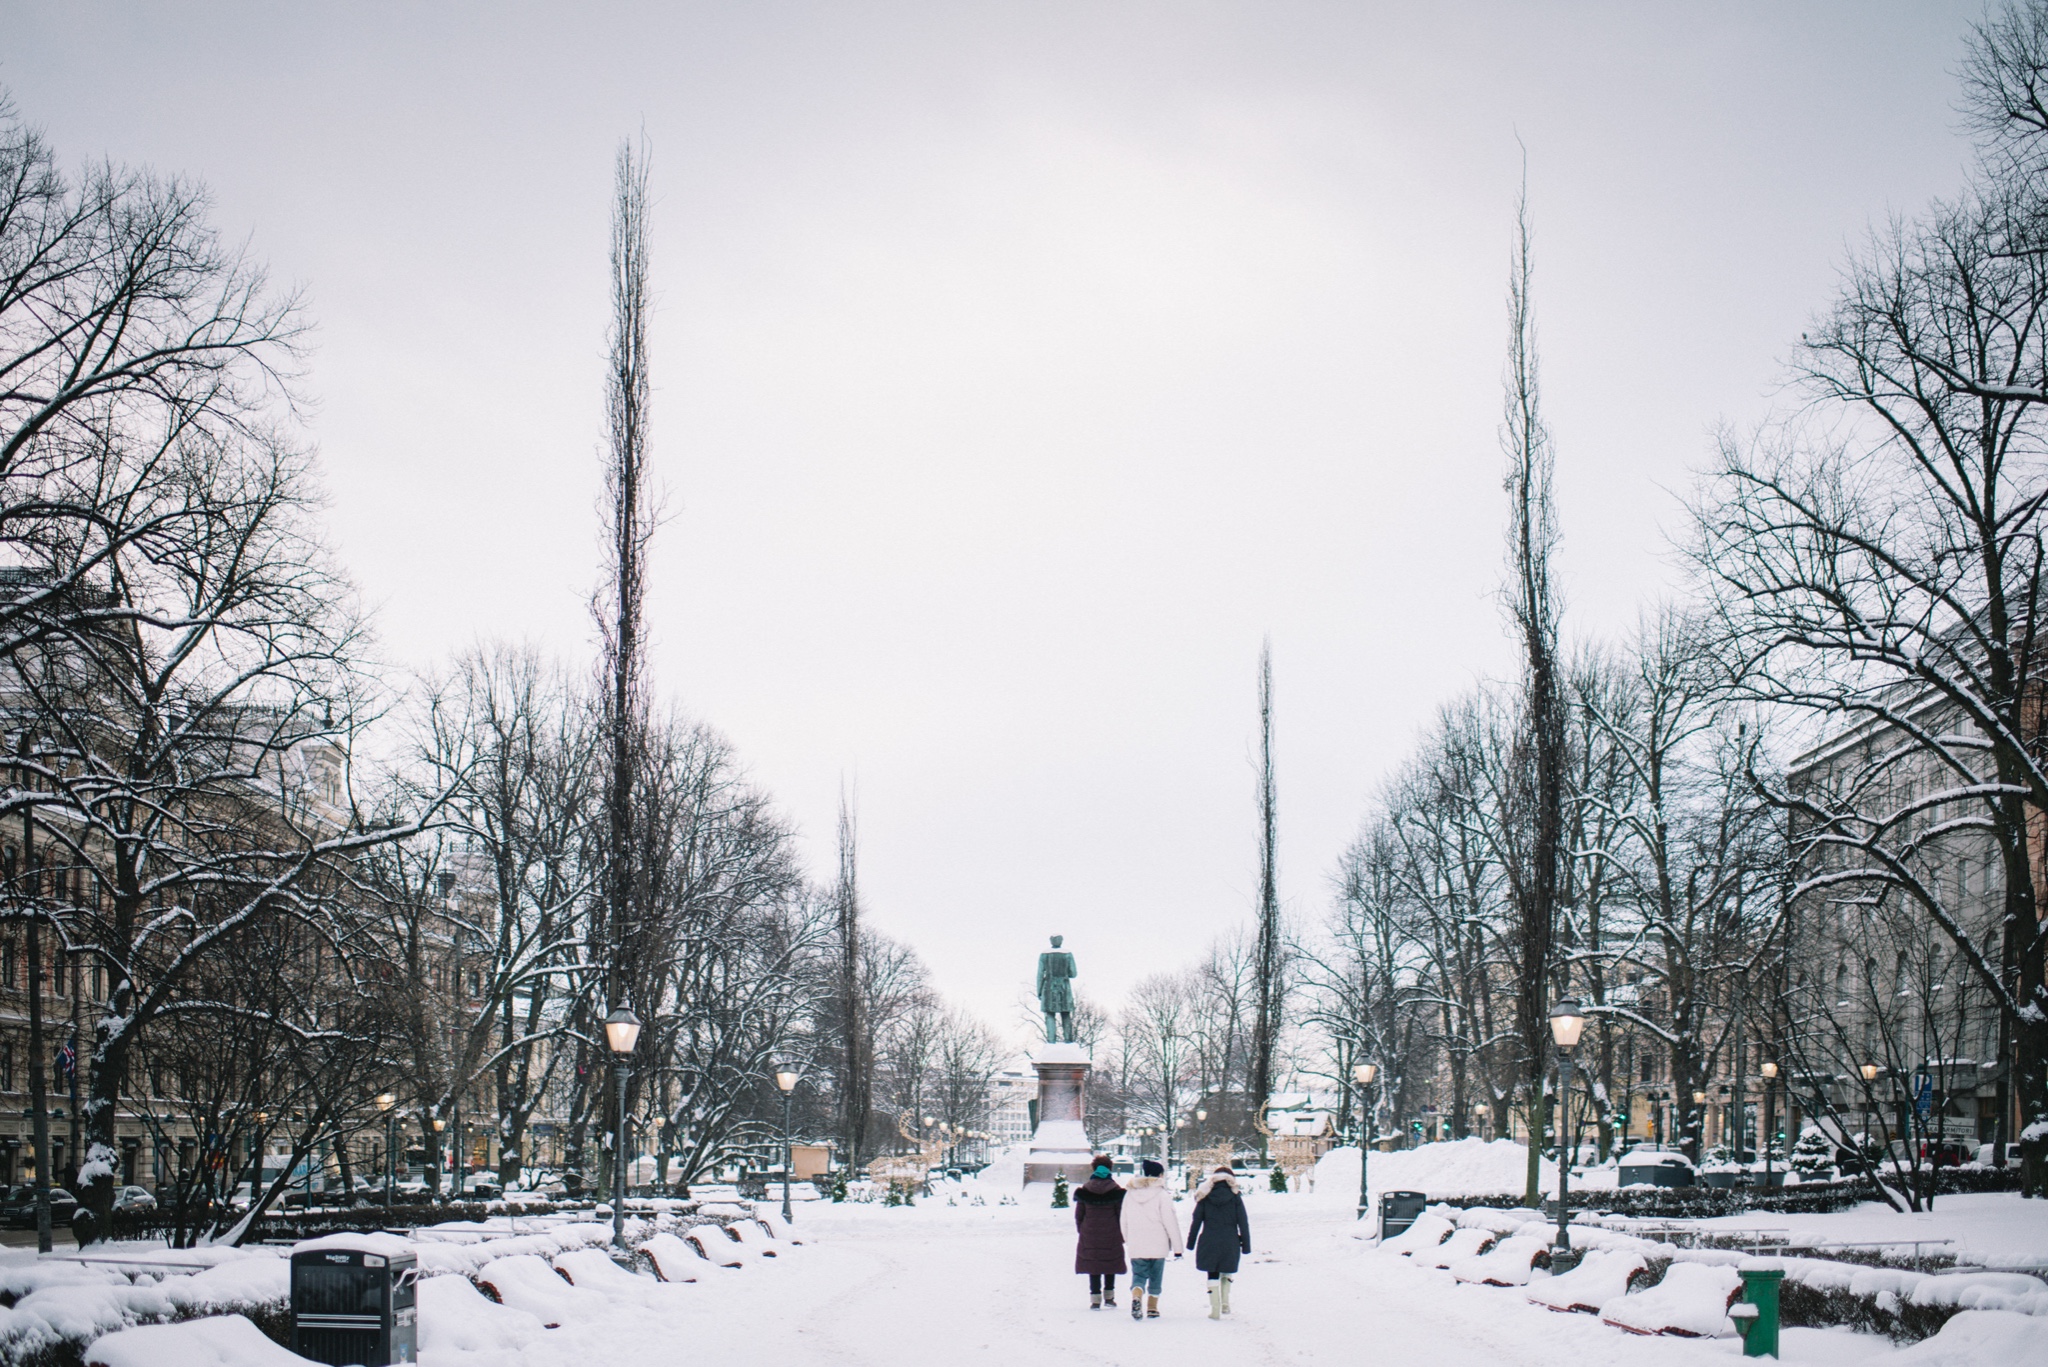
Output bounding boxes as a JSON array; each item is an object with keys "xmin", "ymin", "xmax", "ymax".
[
  {"xmin": 1118, "ymin": 1158, "xmax": 1183, "ymax": 1319},
  {"xmin": 1073, "ymin": 1156, "xmax": 1127, "ymax": 1309},
  {"xmin": 1187, "ymin": 1165, "xmax": 1251, "ymax": 1320}
]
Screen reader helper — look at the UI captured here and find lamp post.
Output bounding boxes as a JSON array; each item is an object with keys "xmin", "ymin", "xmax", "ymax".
[
  {"xmin": 1548, "ymin": 1000, "xmax": 1586, "ymax": 1251},
  {"xmin": 376, "ymin": 1093, "xmax": 396, "ymax": 1210},
  {"xmin": 1475, "ymin": 1102, "xmax": 1490, "ymax": 1141},
  {"xmin": 605, "ymin": 1007, "xmax": 641, "ymax": 1251},
  {"xmin": 431, "ymin": 1116, "xmax": 445, "ymax": 1200},
  {"xmin": 775, "ymin": 1064, "xmax": 800, "ymax": 1223},
  {"xmin": 1760, "ymin": 1062, "xmax": 1779, "ymax": 1188},
  {"xmin": 651, "ymin": 1116, "xmax": 666, "ymax": 1194},
  {"xmin": 1353, "ymin": 1062, "xmax": 1377, "ymax": 1221}
]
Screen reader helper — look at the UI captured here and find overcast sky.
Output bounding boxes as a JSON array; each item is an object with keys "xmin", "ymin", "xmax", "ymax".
[{"xmin": 3, "ymin": 1, "xmax": 1987, "ymax": 1038}]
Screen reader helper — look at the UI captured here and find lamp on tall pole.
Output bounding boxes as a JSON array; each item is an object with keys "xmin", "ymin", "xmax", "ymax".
[
  {"xmin": 1760, "ymin": 1062, "xmax": 1779, "ymax": 1188},
  {"xmin": 1548, "ymin": 999, "xmax": 1586, "ymax": 1251},
  {"xmin": 774, "ymin": 1064, "xmax": 800, "ymax": 1224},
  {"xmin": 376, "ymin": 1093, "xmax": 396, "ymax": 1210},
  {"xmin": 605, "ymin": 1007, "xmax": 642, "ymax": 1251},
  {"xmin": 1352, "ymin": 1062, "xmax": 1377, "ymax": 1221}
]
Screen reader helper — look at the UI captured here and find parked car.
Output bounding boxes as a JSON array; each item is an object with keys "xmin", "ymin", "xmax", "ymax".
[
  {"xmin": 112, "ymin": 1185, "xmax": 156, "ymax": 1212},
  {"xmin": 3, "ymin": 1185, "xmax": 78, "ymax": 1228},
  {"xmin": 457, "ymin": 1178, "xmax": 502, "ymax": 1200},
  {"xmin": 1616, "ymin": 1150, "xmax": 1697, "ymax": 1188}
]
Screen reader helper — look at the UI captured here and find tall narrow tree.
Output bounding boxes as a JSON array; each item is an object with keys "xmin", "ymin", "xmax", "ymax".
[
  {"xmin": 835, "ymin": 789, "xmax": 871, "ymax": 1167},
  {"xmin": 598, "ymin": 140, "xmax": 654, "ymax": 1020},
  {"xmin": 1501, "ymin": 181, "xmax": 1566, "ymax": 1207},
  {"xmin": 1248, "ymin": 640, "xmax": 1283, "ymax": 1148}
]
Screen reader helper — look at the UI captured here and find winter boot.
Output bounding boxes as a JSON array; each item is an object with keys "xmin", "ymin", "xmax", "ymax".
[
  {"xmin": 1146, "ymin": 1295, "xmax": 1160, "ymax": 1319},
  {"xmin": 1220, "ymin": 1275, "xmax": 1233, "ymax": 1314},
  {"xmin": 1130, "ymin": 1290, "xmax": 1143, "ymax": 1319},
  {"xmin": 1207, "ymin": 1282, "xmax": 1222, "ymax": 1320},
  {"xmin": 1103, "ymin": 1287, "xmax": 1116, "ymax": 1308},
  {"xmin": 1090, "ymin": 1292, "xmax": 1101, "ymax": 1310}
]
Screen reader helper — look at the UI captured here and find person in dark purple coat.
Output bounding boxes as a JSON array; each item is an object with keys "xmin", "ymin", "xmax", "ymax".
[{"xmin": 1072, "ymin": 1156, "xmax": 1127, "ymax": 1309}]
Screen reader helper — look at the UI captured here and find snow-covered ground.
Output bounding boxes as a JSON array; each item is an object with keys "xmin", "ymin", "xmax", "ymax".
[
  {"xmin": 492, "ymin": 1191, "xmax": 2032, "ymax": 1367},
  {"xmin": 36, "ymin": 1171, "xmax": 2048, "ymax": 1366}
]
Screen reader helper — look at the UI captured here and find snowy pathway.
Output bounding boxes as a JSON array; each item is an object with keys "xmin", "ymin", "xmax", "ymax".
[{"xmin": 579, "ymin": 1198, "xmax": 1883, "ymax": 1367}]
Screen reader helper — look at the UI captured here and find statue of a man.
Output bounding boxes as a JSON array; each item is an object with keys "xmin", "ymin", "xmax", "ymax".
[{"xmin": 1037, "ymin": 935, "xmax": 1077, "ymax": 1043}]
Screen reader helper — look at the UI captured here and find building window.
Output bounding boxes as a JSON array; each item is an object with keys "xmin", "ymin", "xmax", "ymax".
[
  {"xmin": 2, "ymin": 1041, "xmax": 13, "ymax": 1092},
  {"xmin": 1, "ymin": 940, "xmax": 13, "ymax": 990}
]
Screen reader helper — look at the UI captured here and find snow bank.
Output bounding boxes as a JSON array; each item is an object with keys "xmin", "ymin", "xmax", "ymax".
[
  {"xmin": 1525, "ymin": 1249, "xmax": 1647, "ymax": 1314},
  {"xmin": 1314, "ymin": 1140, "xmax": 1556, "ymax": 1206},
  {"xmin": 1879, "ymin": 1308, "xmax": 2048, "ymax": 1365},
  {"xmin": 83, "ymin": 1314, "xmax": 311, "ymax": 1367},
  {"xmin": 1600, "ymin": 1261, "xmax": 1739, "ymax": 1338}
]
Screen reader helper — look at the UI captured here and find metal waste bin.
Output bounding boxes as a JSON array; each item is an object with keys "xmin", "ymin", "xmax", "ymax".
[
  {"xmin": 291, "ymin": 1237, "xmax": 417, "ymax": 1366},
  {"xmin": 1379, "ymin": 1190, "xmax": 1429, "ymax": 1241}
]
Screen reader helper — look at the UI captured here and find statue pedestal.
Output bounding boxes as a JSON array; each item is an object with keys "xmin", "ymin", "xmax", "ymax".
[{"xmin": 1023, "ymin": 1042, "xmax": 1094, "ymax": 1186}]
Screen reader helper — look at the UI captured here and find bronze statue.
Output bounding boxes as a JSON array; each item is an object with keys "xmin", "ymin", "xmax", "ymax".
[{"xmin": 1037, "ymin": 935, "xmax": 1077, "ymax": 1042}]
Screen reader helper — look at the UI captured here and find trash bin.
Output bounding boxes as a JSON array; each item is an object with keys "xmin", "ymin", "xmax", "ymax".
[
  {"xmin": 291, "ymin": 1236, "xmax": 417, "ymax": 1366},
  {"xmin": 1379, "ymin": 1190, "xmax": 1429, "ymax": 1241}
]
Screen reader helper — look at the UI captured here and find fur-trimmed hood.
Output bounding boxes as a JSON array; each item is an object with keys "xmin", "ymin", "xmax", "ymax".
[
  {"xmin": 1126, "ymin": 1175, "xmax": 1163, "ymax": 1190},
  {"xmin": 1191, "ymin": 1173, "xmax": 1238, "ymax": 1202}
]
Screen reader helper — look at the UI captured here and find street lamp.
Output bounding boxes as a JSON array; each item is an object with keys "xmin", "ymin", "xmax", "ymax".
[
  {"xmin": 1760, "ymin": 1063, "xmax": 1779, "ymax": 1188},
  {"xmin": 1352, "ymin": 1062, "xmax": 1378, "ymax": 1222},
  {"xmin": 605, "ymin": 1007, "xmax": 641, "ymax": 1251},
  {"xmin": 375, "ymin": 1093, "xmax": 396, "ymax": 1210},
  {"xmin": 775, "ymin": 1064, "xmax": 800, "ymax": 1224},
  {"xmin": 1548, "ymin": 1000, "xmax": 1586, "ymax": 1251},
  {"xmin": 651, "ymin": 1116, "xmax": 666, "ymax": 1194},
  {"xmin": 1860, "ymin": 1062, "xmax": 1880, "ymax": 1082}
]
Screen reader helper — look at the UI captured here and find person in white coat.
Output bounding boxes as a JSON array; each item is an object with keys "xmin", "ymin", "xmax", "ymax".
[{"xmin": 1117, "ymin": 1159, "xmax": 1184, "ymax": 1320}]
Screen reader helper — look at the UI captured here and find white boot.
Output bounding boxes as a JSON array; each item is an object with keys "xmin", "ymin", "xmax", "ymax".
[
  {"xmin": 1207, "ymin": 1282, "xmax": 1222, "ymax": 1320},
  {"xmin": 1220, "ymin": 1275, "xmax": 1233, "ymax": 1314}
]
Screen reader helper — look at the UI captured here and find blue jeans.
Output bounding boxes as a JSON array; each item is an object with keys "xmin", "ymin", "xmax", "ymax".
[{"xmin": 1130, "ymin": 1258, "xmax": 1166, "ymax": 1295}]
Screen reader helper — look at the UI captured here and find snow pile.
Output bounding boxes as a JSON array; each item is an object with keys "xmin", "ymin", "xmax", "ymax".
[
  {"xmin": 1525, "ymin": 1249, "xmax": 1647, "ymax": 1314},
  {"xmin": 1314, "ymin": 1141, "xmax": 1556, "ymax": 1205},
  {"xmin": 1879, "ymin": 1308, "xmax": 2048, "ymax": 1365},
  {"xmin": 82, "ymin": 1313, "xmax": 310, "ymax": 1367},
  {"xmin": 1599, "ymin": 1261, "xmax": 1739, "ymax": 1338},
  {"xmin": 1446, "ymin": 1234, "xmax": 1548, "ymax": 1287}
]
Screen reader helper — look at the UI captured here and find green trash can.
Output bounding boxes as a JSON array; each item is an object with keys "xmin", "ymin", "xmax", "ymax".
[{"xmin": 1735, "ymin": 1264, "xmax": 1783, "ymax": 1359}]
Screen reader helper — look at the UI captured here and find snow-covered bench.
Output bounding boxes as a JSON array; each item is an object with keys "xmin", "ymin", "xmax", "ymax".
[
  {"xmin": 1447, "ymin": 1234, "xmax": 1549, "ymax": 1287},
  {"xmin": 756, "ymin": 1209, "xmax": 808, "ymax": 1245},
  {"xmin": 1600, "ymin": 1262, "xmax": 1739, "ymax": 1337},
  {"xmin": 1526, "ymin": 1249, "xmax": 1648, "ymax": 1314},
  {"xmin": 728, "ymin": 1221, "xmax": 784, "ymax": 1258},
  {"xmin": 1419, "ymin": 1226, "xmax": 1495, "ymax": 1271},
  {"xmin": 417, "ymin": 1273, "xmax": 548, "ymax": 1356},
  {"xmin": 638, "ymin": 1232, "xmax": 705, "ymax": 1283},
  {"xmin": 682, "ymin": 1223, "xmax": 749, "ymax": 1268},
  {"xmin": 1380, "ymin": 1212, "xmax": 1455, "ymax": 1257},
  {"xmin": 552, "ymin": 1247, "xmax": 689, "ymax": 1308},
  {"xmin": 476, "ymin": 1253, "xmax": 603, "ymax": 1327}
]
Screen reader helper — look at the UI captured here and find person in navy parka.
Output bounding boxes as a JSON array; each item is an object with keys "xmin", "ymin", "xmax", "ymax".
[{"xmin": 1185, "ymin": 1166, "xmax": 1251, "ymax": 1320}]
